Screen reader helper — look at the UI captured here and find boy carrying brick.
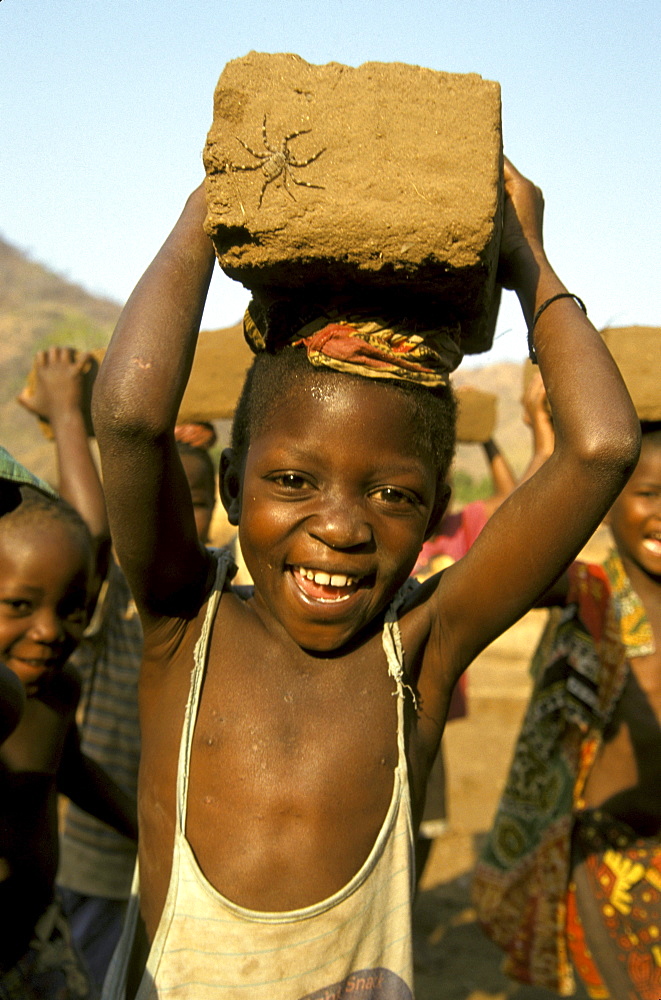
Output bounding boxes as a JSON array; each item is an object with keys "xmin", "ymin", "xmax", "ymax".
[{"xmin": 93, "ymin": 161, "xmax": 639, "ymax": 999}]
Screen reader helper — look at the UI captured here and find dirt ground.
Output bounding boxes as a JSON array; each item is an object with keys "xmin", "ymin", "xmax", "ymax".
[{"xmin": 411, "ymin": 531, "xmax": 610, "ymax": 1000}]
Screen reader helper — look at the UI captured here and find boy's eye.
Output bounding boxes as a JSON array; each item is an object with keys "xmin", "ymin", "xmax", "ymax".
[
  {"xmin": 1, "ymin": 599, "xmax": 32, "ymax": 615},
  {"xmin": 270, "ymin": 473, "xmax": 310, "ymax": 491},
  {"xmin": 370, "ymin": 486, "xmax": 417, "ymax": 506}
]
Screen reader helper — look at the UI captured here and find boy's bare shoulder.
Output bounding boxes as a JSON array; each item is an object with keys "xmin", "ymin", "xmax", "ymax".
[{"xmin": 139, "ymin": 552, "xmax": 245, "ymax": 674}]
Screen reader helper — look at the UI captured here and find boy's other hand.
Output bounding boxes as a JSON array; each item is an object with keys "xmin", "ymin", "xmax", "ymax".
[
  {"xmin": 498, "ymin": 158, "xmax": 546, "ymax": 291},
  {"xmin": 17, "ymin": 347, "xmax": 91, "ymax": 422}
]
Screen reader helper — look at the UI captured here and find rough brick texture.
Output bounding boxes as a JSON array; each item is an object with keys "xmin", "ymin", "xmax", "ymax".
[
  {"xmin": 178, "ymin": 323, "xmax": 253, "ymax": 422},
  {"xmin": 454, "ymin": 386, "xmax": 497, "ymax": 443},
  {"xmin": 203, "ymin": 52, "xmax": 503, "ymax": 354},
  {"xmin": 601, "ymin": 326, "xmax": 661, "ymax": 421}
]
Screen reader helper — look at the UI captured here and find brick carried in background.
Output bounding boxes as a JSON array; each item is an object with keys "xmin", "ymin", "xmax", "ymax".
[
  {"xmin": 178, "ymin": 324, "xmax": 253, "ymax": 423},
  {"xmin": 454, "ymin": 386, "xmax": 497, "ymax": 443},
  {"xmin": 204, "ymin": 52, "xmax": 503, "ymax": 354},
  {"xmin": 601, "ymin": 326, "xmax": 661, "ymax": 421}
]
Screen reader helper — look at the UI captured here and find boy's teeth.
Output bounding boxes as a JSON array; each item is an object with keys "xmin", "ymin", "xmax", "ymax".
[{"xmin": 299, "ymin": 568, "xmax": 354, "ymax": 587}]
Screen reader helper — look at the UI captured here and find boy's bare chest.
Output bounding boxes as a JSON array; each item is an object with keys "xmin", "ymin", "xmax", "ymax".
[
  {"xmin": 147, "ymin": 594, "xmax": 405, "ymax": 912},
  {"xmin": 193, "ymin": 601, "xmax": 400, "ymax": 802}
]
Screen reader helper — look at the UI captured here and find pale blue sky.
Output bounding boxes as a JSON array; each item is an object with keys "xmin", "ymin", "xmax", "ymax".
[{"xmin": 1, "ymin": 0, "xmax": 659, "ymax": 367}]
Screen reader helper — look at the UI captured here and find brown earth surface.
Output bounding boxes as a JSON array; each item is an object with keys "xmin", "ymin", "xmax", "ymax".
[{"xmin": 411, "ymin": 530, "xmax": 609, "ymax": 1000}]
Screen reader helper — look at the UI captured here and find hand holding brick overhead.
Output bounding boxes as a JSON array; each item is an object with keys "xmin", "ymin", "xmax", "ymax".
[{"xmin": 203, "ymin": 52, "xmax": 503, "ymax": 354}]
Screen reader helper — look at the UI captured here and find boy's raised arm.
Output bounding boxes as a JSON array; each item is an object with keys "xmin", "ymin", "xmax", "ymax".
[
  {"xmin": 436, "ymin": 160, "xmax": 640, "ymax": 671},
  {"xmin": 17, "ymin": 347, "xmax": 111, "ymax": 588},
  {"xmin": 92, "ymin": 185, "xmax": 217, "ymax": 620}
]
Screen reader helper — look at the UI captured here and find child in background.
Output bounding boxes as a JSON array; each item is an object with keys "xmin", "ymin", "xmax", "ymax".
[
  {"xmin": 17, "ymin": 347, "xmax": 144, "ymax": 994},
  {"xmin": 0, "ymin": 481, "xmax": 138, "ymax": 999},
  {"xmin": 93, "ymin": 160, "xmax": 639, "ymax": 999},
  {"xmin": 0, "ymin": 448, "xmax": 56, "ymax": 744},
  {"xmin": 474, "ymin": 406, "xmax": 661, "ymax": 999},
  {"xmin": 174, "ymin": 431, "xmax": 218, "ymax": 546},
  {"xmin": 16, "ymin": 352, "xmax": 220, "ymax": 993}
]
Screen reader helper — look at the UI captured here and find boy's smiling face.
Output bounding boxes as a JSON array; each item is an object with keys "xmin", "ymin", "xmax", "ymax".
[
  {"xmin": 227, "ymin": 373, "xmax": 446, "ymax": 652},
  {"xmin": 0, "ymin": 520, "xmax": 91, "ymax": 695},
  {"xmin": 607, "ymin": 434, "xmax": 661, "ymax": 582}
]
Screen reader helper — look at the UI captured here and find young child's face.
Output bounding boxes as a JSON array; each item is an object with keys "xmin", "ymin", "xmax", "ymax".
[
  {"xmin": 607, "ymin": 435, "xmax": 661, "ymax": 580},
  {"xmin": 181, "ymin": 452, "xmax": 216, "ymax": 545},
  {"xmin": 232, "ymin": 374, "xmax": 441, "ymax": 652},
  {"xmin": 0, "ymin": 520, "xmax": 91, "ymax": 695}
]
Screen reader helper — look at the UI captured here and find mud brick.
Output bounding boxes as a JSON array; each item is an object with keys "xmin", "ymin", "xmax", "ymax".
[
  {"xmin": 178, "ymin": 323, "xmax": 253, "ymax": 422},
  {"xmin": 454, "ymin": 386, "xmax": 497, "ymax": 443},
  {"xmin": 23, "ymin": 328, "xmax": 254, "ymax": 436},
  {"xmin": 203, "ymin": 52, "xmax": 503, "ymax": 354},
  {"xmin": 601, "ymin": 326, "xmax": 661, "ymax": 421}
]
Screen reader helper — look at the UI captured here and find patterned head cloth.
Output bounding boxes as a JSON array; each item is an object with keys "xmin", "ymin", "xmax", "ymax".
[
  {"xmin": 0, "ymin": 445, "xmax": 56, "ymax": 517},
  {"xmin": 243, "ymin": 308, "xmax": 463, "ymax": 388}
]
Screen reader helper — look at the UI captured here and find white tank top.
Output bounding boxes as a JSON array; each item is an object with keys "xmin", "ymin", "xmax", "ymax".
[{"xmin": 103, "ymin": 551, "xmax": 416, "ymax": 1000}]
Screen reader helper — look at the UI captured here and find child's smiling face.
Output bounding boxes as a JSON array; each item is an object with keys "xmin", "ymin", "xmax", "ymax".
[
  {"xmin": 607, "ymin": 434, "xmax": 661, "ymax": 581},
  {"xmin": 229, "ymin": 373, "xmax": 446, "ymax": 652},
  {"xmin": 0, "ymin": 519, "xmax": 91, "ymax": 695}
]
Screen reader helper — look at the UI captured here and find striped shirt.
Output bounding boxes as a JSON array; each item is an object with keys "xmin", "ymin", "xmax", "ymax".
[{"xmin": 58, "ymin": 559, "xmax": 143, "ymax": 899}]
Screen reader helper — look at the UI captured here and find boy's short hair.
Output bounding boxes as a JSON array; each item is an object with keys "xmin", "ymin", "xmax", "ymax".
[
  {"xmin": 0, "ymin": 488, "xmax": 94, "ymax": 559},
  {"xmin": 231, "ymin": 345, "xmax": 457, "ymax": 484}
]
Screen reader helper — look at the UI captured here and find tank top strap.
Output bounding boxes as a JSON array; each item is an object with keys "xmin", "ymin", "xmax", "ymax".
[
  {"xmin": 382, "ymin": 578, "xmax": 419, "ymax": 766},
  {"xmin": 176, "ymin": 549, "xmax": 236, "ymax": 833}
]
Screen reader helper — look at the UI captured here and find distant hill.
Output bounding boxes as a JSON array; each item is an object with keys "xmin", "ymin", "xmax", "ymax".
[
  {"xmin": 0, "ymin": 234, "xmax": 530, "ymax": 492},
  {"xmin": 0, "ymin": 235, "xmax": 122, "ymax": 482}
]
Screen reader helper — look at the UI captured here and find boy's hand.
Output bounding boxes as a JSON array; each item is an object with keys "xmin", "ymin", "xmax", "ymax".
[
  {"xmin": 498, "ymin": 158, "xmax": 546, "ymax": 291},
  {"xmin": 17, "ymin": 347, "xmax": 91, "ymax": 422}
]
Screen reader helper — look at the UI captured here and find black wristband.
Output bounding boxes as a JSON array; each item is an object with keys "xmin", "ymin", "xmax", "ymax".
[{"xmin": 528, "ymin": 293, "xmax": 587, "ymax": 364}]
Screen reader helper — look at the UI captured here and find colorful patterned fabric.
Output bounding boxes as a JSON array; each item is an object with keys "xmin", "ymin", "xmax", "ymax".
[
  {"xmin": 0, "ymin": 446, "xmax": 56, "ymax": 517},
  {"xmin": 472, "ymin": 552, "xmax": 652, "ymax": 995},
  {"xmin": 567, "ymin": 809, "xmax": 661, "ymax": 1000},
  {"xmin": 602, "ymin": 549, "xmax": 654, "ymax": 657},
  {"xmin": 243, "ymin": 308, "xmax": 462, "ymax": 388}
]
